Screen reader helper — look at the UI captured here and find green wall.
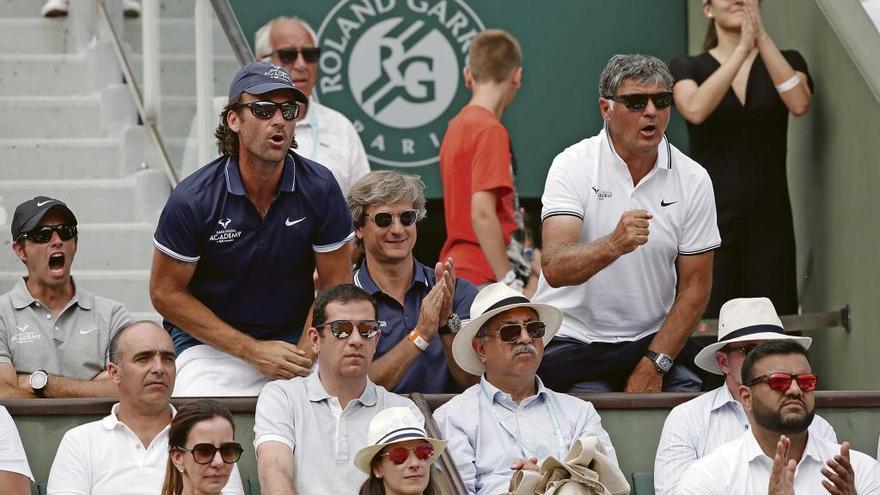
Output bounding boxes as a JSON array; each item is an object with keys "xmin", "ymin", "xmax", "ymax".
[{"xmin": 687, "ymin": 0, "xmax": 880, "ymax": 390}]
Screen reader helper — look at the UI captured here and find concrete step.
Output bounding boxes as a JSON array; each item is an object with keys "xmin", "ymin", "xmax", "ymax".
[
  {"xmin": 0, "ymin": 0, "xmax": 41, "ymax": 17},
  {"xmin": 0, "ymin": 54, "xmax": 96, "ymax": 96},
  {"xmin": 0, "ymin": 18, "xmax": 71, "ymax": 54},
  {"xmin": 0, "ymin": 178, "xmax": 136, "ymax": 224},
  {"xmin": 0, "ymin": 270, "xmax": 156, "ymax": 313},
  {"xmin": 0, "ymin": 138, "xmax": 124, "ymax": 180},
  {"xmin": 130, "ymin": 54, "xmax": 238, "ymax": 98},
  {"xmin": 0, "ymin": 96, "xmax": 104, "ymax": 139},
  {"xmin": 0, "ymin": 223, "xmax": 155, "ymax": 272},
  {"xmin": 123, "ymin": 18, "xmax": 235, "ymax": 56}
]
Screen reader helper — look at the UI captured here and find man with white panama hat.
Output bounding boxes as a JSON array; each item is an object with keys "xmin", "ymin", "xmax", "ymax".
[
  {"xmin": 653, "ymin": 297, "xmax": 836, "ymax": 495},
  {"xmin": 434, "ymin": 283, "xmax": 618, "ymax": 495}
]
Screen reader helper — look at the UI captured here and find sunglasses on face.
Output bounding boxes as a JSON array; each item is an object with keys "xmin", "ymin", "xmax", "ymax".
[
  {"xmin": 606, "ymin": 91, "xmax": 674, "ymax": 111},
  {"xmin": 173, "ymin": 442, "xmax": 243, "ymax": 464},
  {"xmin": 234, "ymin": 101, "xmax": 300, "ymax": 120},
  {"xmin": 484, "ymin": 321, "xmax": 546, "ymax": 343},
  {"xmin": 381, "ymin": 443, "xmax": 435, "ymax": 465},
  {"xmin": 18, "ymin": 224, "xmax": 77, "ymax": 243},
  {"xmin": 316, "ymin": 320, "xmax": 381, "ymax": 339},
  {"xmin": 365, "ymin": 210, "xmax": 418, "ymax": 228},
  {"xmin": 746, "ymin": 372, "xmax": 817, "ymax": 392},
  {"xmin": 723, "ymin": 344, "xmax": 759, "ymax": 357},
  {"xmin": 265, "ymin": 46, "xmax": 321, "ymax": 64}
]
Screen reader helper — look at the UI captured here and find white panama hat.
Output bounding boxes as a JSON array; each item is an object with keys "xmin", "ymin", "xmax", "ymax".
[{"xmin": 353, "ymin": 407, "xmax": 446, "ymax": 474}]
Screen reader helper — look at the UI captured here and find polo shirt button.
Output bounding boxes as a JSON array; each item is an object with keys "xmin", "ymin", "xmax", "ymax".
[
  {"xmin": 35, "ymin": 303, "xmax": 41, "ymax": 307},
  {"xmin": 54, "ymin": 326, "xmax": 59, "ymax": 331},
  {"xmin": 46, "ymin": 314, "xmax": 52, "ymax": 319}
]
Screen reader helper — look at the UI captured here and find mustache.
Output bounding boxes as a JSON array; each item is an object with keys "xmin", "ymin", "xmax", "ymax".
[{"xmin": 510, "ymin": 343, "xmax": 537, "ymax": 356}]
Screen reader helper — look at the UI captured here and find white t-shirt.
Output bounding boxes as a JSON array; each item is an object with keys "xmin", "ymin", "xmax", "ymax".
[
  {"xmin": 533, "ymin": 129, "xmax": 721, "ymax": 343},
  {"xmin": 678, "ymin": 430, "xmax": 880, "ymax": 494},
  {"xmin": 295, "ymin": 98, "xmax": 370, "ymax": 195},
  {"xmin": 47, "ymin": 404, "xmax": 243, "ymax": 495},
  {"xmin": 0, "ymin": 406, "xmax": 33, "ymax": 482}
]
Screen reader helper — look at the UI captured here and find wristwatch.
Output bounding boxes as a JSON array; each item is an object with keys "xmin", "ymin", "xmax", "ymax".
[
  {"xmin": 29, "ymin": 370, "xmax": 48, "ymax": 397},
  {"xmin": 438, "ymin": 313, "xmax": 462, "ymax": 335},
  {"xmin": 644, "ymin": 351, "xmax": 674, "ymax": 374}
]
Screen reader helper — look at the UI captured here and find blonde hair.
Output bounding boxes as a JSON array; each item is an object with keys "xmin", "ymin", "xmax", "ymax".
[{"xmin": 467, "ymin": 29, "xmax": 521, "ymax": 83}]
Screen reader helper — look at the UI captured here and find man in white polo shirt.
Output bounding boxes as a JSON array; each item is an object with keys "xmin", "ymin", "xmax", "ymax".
[
  {"xmin": 254, "ymin": 284, "xmax": 419, "ymax": 494},
  {"xmin": 534, "ymin": 54, "xmax": 720, "ymax": 393},
  {"xmin": 0, "ymin": 405, "xmax": 33, "ymax": 495},
  {"xmin": 47, "ymin": 321, "xmax": 243, "ymax": 495}
]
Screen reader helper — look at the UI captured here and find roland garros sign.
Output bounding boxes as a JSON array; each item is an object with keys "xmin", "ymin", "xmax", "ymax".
[{"xmin": 316, "ymin": 0, "xmax": 485, "ymax": 167}]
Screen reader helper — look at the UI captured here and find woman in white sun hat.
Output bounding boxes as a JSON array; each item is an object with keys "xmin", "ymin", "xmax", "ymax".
[{"xmin": 355, "ymin": 407, "xmax": 448, "ymax": 495}]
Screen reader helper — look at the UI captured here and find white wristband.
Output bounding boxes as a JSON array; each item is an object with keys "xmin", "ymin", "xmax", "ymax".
[{"xmin": 775, "ymin": 75, "xmax": 800, "ymax": 94}]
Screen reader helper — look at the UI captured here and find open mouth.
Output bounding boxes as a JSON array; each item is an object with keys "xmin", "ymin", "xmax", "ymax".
[
  {"xmin": 270, "ymin": 133, "xmax": 286, "ymax": 145},
  {"xmin": 48, "ymin": 253, "xmax": 65, "ymax": 272},
  {"xmin": 640, "ymin": 124, "xmax": 657, "ymax": 137}
]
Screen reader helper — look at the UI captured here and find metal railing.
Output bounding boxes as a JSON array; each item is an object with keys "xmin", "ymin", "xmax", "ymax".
[{"xmin": 692, "ymin": 305, "xmax": 851, "ymax": 337}]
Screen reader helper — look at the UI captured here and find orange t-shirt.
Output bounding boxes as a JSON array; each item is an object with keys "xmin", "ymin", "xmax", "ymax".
[{"xmin": 439, "ymin": 105, "xmax": 518, "ymax": 285}]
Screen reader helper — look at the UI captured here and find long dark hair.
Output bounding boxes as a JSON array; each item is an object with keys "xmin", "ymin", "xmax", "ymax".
[
  {"xmin": 358, "ymin": 463, "xmax": 443, "ymax": 495},
  {"xmin": 161, "ymin": 400, "xmax": 236, "ymax": 495},
  {"xmin": 703, "ymin": 18, "xmax": 719, "ymax": 51}
]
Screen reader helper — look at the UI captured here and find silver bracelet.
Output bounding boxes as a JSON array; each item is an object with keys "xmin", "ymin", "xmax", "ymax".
[{"xmin": 775, "ymin": 74, "xmax": 800, "ymax": 93}]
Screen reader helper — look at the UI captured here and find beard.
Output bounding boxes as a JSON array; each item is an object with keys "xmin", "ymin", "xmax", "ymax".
[{"xmin": 752, "ymin": 397, "xmax": 816, "ymax": 435}]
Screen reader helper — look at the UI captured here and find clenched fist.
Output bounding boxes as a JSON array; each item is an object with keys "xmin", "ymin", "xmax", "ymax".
[{"xmin": 607, "ymin": 209, "xmax": 652, "ymax": 256}]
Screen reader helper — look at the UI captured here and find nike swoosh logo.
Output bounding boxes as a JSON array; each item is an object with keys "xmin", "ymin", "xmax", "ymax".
[
  {"xmin": 37, "ymin": 201, "xmax": 52, "ymax": 207},
  {"xmin": 79, "ymin": 328, "xmax": 98, "ymax": 335},
  {"xmin": 285, "ymin": 217, "xmax": 306, "ymax": 226},
  {"xmin": 660, "ymin": 200, "xmax": 677, "ymax": 207}
]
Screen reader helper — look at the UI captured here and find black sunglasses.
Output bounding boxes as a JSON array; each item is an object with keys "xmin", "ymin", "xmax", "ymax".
[
  {"xmin": 316, "ymin": 320, "xmax": 381, "ymax": 339},
  {"xmin": 606, "ymin": 91, "xmax": 674, "ymax": 111},
  {"xmin": 18, "ymin": 225, "xmax": 77, "ymax": 243},
  {"xmin": 484, "ymin": 321, "xmax": 546, "ymax": 343},
  {"xmin": 234, "ymin": 101, "xmax": 300, "ymax": 120},
  {"xmin": 365, "ymin": 210, "xmax": 418, "ymax": 228},
  {"xmin": 265, "ymin": 46, "xmax": 321, "ymax": 64},
  {"xmin": 173, "ymin": 442, "xmax": 243, "ymax": 464}
]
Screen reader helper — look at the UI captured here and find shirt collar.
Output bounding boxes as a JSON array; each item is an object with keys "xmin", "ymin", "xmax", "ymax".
[
  {"xmin": 480, "ymin": 374, "xmax": 549, "ymax": 405},
  {"xmin": 296, "ymin": 96, "xmax": 319, "ymax": 129},
  {"xmin": 223, "ymin": 153, "xmax": 297, "ymax": 197},
  {"xmin": 711, "ymin": 384, "xmax": 741, "ymax": 412},
  {"xmin": 354, "ymin": 258, "xmax": 429, "ymax": 296},
  {"xmin": 601, "ymin": 127, "xmax": 672, "ymax": 173},
  {"xmin": 101, "ymin": 402, "xmax": 177, "ymax": 431},
  {"xmin": 744, "ymin": 428, "xmax": 822, "ymax": 464},
  {"xmin": 306, "ymin": 371, "xmax": 378, "ymax": 407},
  {"xmin": 10, "ymin": 277, "xmax": 93, "ymax": 310}
]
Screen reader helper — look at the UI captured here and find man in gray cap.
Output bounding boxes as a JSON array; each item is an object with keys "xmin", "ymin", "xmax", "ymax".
[
  {"xmin": 151, "ymin": 62, "xmax": 355, "ymax": 396},
  {"xmin": 0, "ymin": 196, "xmax": 132, "ymax": 398}
]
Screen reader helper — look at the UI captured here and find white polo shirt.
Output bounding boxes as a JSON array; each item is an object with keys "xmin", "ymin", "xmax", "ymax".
[
  {"xmin": 295, "ymin": 98, "xmax": 370, "ymax": 195},
  {"xmin": 678, "ymin": 430, "xmax": 880, "ymax": 494},
  {"xmin": 0, "ymin": 406, "xmax": 33, "ymax": 482},
  {"xmin": 533, "ymin": 129, "xmax": 720, "ymax": 343},
  {"xmin": 47, "ymin": 404, "xmax": 243, "ymax": 495}
]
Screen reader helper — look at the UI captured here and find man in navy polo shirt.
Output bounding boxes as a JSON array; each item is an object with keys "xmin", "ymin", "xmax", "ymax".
[
  {"xmin": 150, "ymin": 61, "xmax": 354, "ymax": 396},
  {"xmin": 348, "ymin": 170, "xmax": 479, "ymax": 393}
]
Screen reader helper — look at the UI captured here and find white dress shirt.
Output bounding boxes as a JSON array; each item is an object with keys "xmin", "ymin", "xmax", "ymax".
[
  {"xmin": 434, "ymin": 375, "xmax": 618, "ymax": 495},
  {"xmin": 0, "ymin": 406, "xmax": 33, "ymax": 482},
  {"xmin": 47, "ymin": 404, "xmax": 243, "ymax": 495},
  {"xmin": 655, "ymin": 385, "xmax": 837, "ymax": 494},
  {"xmin": 295, "ymin": 98, "xmax": 370, "ymax": 195},
  {"xmin": 677, "ymin": 430, "xmax": 880, "ymax": 494}
]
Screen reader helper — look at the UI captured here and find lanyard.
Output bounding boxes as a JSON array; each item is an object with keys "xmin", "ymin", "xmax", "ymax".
[{"xmin": 480, "ymin": 380, "xmax": 566, "ymax": 460}]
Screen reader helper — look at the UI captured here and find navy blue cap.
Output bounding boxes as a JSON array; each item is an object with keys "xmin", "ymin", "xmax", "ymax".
[
  {"xmin": 11, "ymin": 196, "xmax": 77, "ymax": 239},
  {"xmin": 228, "ymin": 62, "xmax": 307, "ymax": 103}
]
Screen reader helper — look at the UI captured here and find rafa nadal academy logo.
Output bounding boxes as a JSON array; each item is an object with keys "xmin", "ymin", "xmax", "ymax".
[{"xmin": 316, "ymin": 0, "xmax": 485, "ymax": 167}]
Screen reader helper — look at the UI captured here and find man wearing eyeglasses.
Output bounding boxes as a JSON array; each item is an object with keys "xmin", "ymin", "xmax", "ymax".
[
  {"xmin": 534, "ymin": 54, "xmax": 721, "ymax": 393},
  {"xmin": 654, "ymin": 298, "xmax": 837, "ymax": 495},
  {"xmin": 47, "ymin": 321, "xmax": 243, "ymax": 494},
  {"xmin": 347, "ymin": 170, "xmax": 479, "ymax": 394},
  {"xmin": 678, "ymin": 339, "xmax": 880, "ymax": 494},
  {"xmin": 255, "ymin": 16, "xmax": 370, "ymax": 195},
  {"xmin": 435, "ymin": 283, "xmax": 620, "ymax": 495},
  {"xmin": 0, "ymin": 196, "xmax": 132, "ymax": 399},
  {"xmin": 254, "ymin": 284, "xmax": 420, "ymax": 494},
  {"xmin": 151, "ymin": 61, "xmax": 355, "ymax": 397}
]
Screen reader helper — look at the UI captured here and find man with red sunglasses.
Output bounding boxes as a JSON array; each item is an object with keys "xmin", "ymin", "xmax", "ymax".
[
  {"xmin": 0, "ymin": 196, "xmax": 132, "ymax": 399},
  {"xmin": 678, "ymin": 339, "xmax": 880, "ymax": 493},
  {"xmin": 654, "ymin": 298, "xmax": 837, "ymax": 494}
]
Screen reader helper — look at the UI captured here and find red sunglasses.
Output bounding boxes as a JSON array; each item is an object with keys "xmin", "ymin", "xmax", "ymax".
[
  {"xmin": 381, "ymin": 443, "xmax": 434, "ymax": 465},
  {"xmin": 746, "ymin": 372, "xmax": 817, "ymax": 392}
]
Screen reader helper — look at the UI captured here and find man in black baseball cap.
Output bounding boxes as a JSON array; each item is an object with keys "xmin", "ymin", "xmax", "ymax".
[
  {"xmin": 1, "ymin": 197, "xmax": 132, "ymax": 399},
  {"xmin": 150, "ymin": 61, "xmax": 354, "ymax": 396}
]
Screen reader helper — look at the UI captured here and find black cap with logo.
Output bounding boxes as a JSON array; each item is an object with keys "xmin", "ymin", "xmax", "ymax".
[{"xmin": 11, "ymin": 196, "xmax": 78, "ymax": 240}]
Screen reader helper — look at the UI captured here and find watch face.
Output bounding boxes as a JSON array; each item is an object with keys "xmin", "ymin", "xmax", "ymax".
[
  {"xmin": 659, "ymin": 355, "xmax": 674, "ymax": 372},
  {"xmin": 30, "ymin": 371, "xmax": 48, "ymax": 389},
  {"xmin": 448, "ymin": 313, "xmax": 461, "ymax": 332}
]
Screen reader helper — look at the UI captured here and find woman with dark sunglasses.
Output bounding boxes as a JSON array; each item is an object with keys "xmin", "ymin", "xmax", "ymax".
[
  {"xmin": 162, "ymin": 400, "xmax": 242, "ymax": 495},
  {"xmin": 354, "ymin": 407, "xmax": 447, "ymax": 495},
  {"xmin": 669, "ymin": 0, "xmax": 812, "ymax": 319}
]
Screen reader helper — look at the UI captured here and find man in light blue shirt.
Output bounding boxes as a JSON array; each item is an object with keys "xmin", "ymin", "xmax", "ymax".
[{"xmin": 434, "ymin": 284, "xmax": 618, "ymax": 495}]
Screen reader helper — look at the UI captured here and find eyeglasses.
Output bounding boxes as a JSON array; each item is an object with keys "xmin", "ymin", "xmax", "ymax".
[
  {"xmin": 723, "ymin": 344, "xmax": 759, "ymax": 357},
  {"xmin": 234, "ymin": 101, "xmax": 300, "ymax": 120},
  {"xmin": 746, "ymin": 372, "xmax": 818, "ymax": 392},
  {"xmin": 381, "ymin": 443, "xmax": 435, "ymax": 465},
  {"xmin": 173, "ymin": 442, "xmax": 243, "ymax": 464},
  {"xmin": 264, "ymin": 46, "xmax": 321, "ymax": 64},
  {"xmin": 315, "ymin": 320, "xmax": 381, "ymax": 339},
  {"xmin": 484, "ymin": 321, "xmax": 546, "ymax": 343},
  {"xmin": 605, "ymin": 91, "xmax": 674, "ymax": 111},
  {"xmin": 365, "ymin": 210, "xmax": 418, "ymax": 228},
  {"xmin": 18, "ymin": 225, "xmax": 77, "ymax": 243}
]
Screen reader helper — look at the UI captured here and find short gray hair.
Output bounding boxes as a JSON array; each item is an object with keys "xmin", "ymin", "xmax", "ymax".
[
  {"xmin": 254, "ymin": 16, "xmax": 319, "ymax": 59},
  {"xmin": 598, "ymin": 54, "xmax": 673, "ymax": 98},
  {"xmin": 347, "ymin": 170, "xmax": 427, "ymax": 227}
]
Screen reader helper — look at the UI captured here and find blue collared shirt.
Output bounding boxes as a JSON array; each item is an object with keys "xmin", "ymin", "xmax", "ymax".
[
  {"xmin": 354, "ymin": 258, "xmax": 478, "ymax": 393},
  {"xmin": 434, "ymin": 376, "xmax": 619, "ymax": 495},
  {"xmin": 153, "ymin": 151, "xmax": 353, "ymax": 353}
]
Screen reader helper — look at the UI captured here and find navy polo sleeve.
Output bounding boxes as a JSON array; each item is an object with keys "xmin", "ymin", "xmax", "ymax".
[
  {"xmin": 153, "ymin": 187, "xmax": 204, "ymax": 263},
  {"xmin": 312, "ymin": 175, "xmax": 354, "ymax": 253},
  {"xmin": 452, "ymin": 277, "xmax": 479, "ymax": 320}
]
